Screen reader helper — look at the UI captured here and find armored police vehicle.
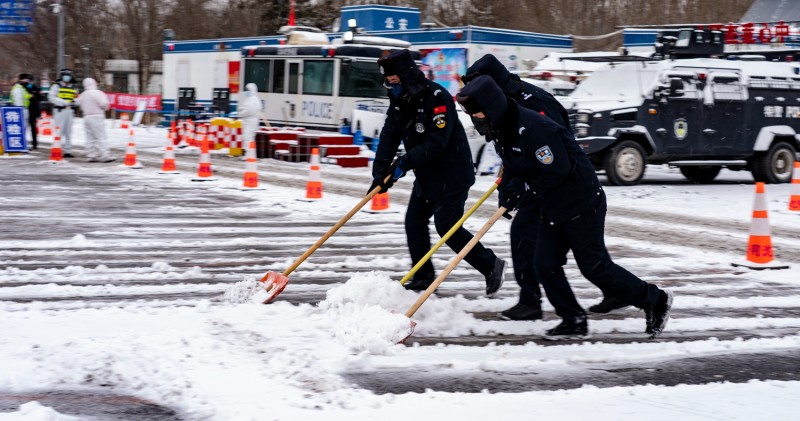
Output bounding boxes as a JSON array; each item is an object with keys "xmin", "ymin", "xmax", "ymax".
[{"xmin": 562, "ymin": 57, "xmax": 800, "ymax": 185}]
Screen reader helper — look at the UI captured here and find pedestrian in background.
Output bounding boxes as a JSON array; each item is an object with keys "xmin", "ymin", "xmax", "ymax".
[
  {"xmin": 238, "ymin": 83, "xmax": 264, "ymax": 144},
  {"xmin": 26, "ymin": 76, "xmax": 43, "ymax": 150},
  {"xmin": 48, "ymin": 69, "xmax": 78, "ymax": 158},
  {"xmin": 370, "ymin": 49, "xmax": 507, "ymax": 295},
  {"xmin": 456, "ymin": 76, "xmax": 673, "ymax": 340},
  {"xmin": 76, "ymin": 78, "xmax": 114, "ymax": 163},
  {"xmin": 10, "ymin": 73, "xmax": 33, "ymax": 146}
]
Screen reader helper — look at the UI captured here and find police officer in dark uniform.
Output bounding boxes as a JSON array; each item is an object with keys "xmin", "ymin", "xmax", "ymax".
[
  {"xmin": 456, "ymin": 76, "xmax": 673, "ymax": 340},
  {"xmin": 461, "ymin": 54, "xmax": 625, "ymax": 321},
  {"xmin": 370, "ymin": 49, "xmax": 506, "ymax": 296}
]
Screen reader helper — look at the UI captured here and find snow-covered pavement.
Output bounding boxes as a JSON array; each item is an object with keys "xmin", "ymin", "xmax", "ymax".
[{"xmin": 0, "ymin": 119, "xmax": 798, "ymax": 420}]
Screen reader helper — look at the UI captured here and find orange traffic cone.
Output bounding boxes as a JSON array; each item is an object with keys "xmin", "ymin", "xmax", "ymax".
[
  {"xmin": 242, "ymin": 140, "xmax": 260, "ymax": 189},
  {"xmin": 193, "ymin": 135, "xmax": 216, "ymax": 181},
  {"xmin": 49, "ymin": 126, "xmax": 63, "ymax": 162},
  {"xmin": 39, "ymin": 112, "xmax": 53, "ymax": 137},
  {"xmin": 733, "ymin": 182, "xmax": 788, "ymax": 270},
  {"xmin": 120, "ymin": 113, "xmax": 130, "ymax": 129},
  {"xmin": 159, "ymin": 130, "xmax": 179, "ymax": 174},
  {"xmin": 123, "ymin": 129, "xmax": 143, "ymax": 168},
  {"xmin": 371, "ymin": 192, "xmax": 390, "ymax": 211},
  {"xmin": 789, "ymin": 162, "xmax": 800, "ymax": 212},
  {"xmin": 305, "ymin": 148, "xmax": 322, "ymax": 199}
]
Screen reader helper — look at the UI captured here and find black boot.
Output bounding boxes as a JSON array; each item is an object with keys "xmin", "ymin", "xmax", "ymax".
[
  {"xmin": 543, "ymin": 315, "xmax": 590, "ymax": 341},
  {"xmin": 404, "ymin": 277, "xmax": 434, "ymax": 292},
  {"xmin": 645, "ymin": 290, "xmax": 674, "ymax": 339},
  {"xmin": 485, "ymin": 258, "xmax": 506, "ymax": 297},
  {"xmin": 588, "ymin": 295, "xmax": 630, "ymax": 314},
  {"xmin": 500, "ymin": 302, "xmax": 543, "ymax": 321}
]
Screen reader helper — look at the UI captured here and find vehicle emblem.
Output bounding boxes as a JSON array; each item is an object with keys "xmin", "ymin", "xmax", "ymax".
[
  {"xmin": 415, "ymin": 123, "xmax": 425, "ymax": 133},
  {"xmin": 674, "ymin": 118, "xmax": 688, "ymax": 140},
  {"xmin": 536, "ymin": 145, "xmax": 554, "ymax": 165}
]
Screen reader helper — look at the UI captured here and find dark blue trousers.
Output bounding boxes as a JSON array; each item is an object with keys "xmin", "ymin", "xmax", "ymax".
[
  {"xmin": 406, "ymin": 190, "xmax": 497, "ymax": 281},
  {"xmin": 510, "ymin": 196, "xmax": 543, "ymax": 305},
  {"xmin": 534, "ymin": 190, "xmax": 661, "ymax": 320}
]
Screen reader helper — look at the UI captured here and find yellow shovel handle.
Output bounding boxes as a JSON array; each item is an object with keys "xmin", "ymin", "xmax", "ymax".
[{"xmin": 399, "ymin": 178, "xmax": 501, "ymax": 285}]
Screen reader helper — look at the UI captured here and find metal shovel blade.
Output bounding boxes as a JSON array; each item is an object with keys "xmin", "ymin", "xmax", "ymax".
[
  {"xmin": 398, "ymin": 320, "xmax": 417, "ymax": 344},
  {"xmin": 259, "ymin": 271, "xmax": 289, "ymax": 304}
]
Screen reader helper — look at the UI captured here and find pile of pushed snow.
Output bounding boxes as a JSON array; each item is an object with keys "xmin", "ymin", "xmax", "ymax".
[
  {"xmin": 221, "ymin": 277, "xmax": 268, "ymax": 304},
  {"xmin": 318, "ymin": 272, "xmax": 483, "ymax": 353}
]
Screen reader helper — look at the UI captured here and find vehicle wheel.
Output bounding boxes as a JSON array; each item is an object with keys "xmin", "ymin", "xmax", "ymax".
[
  {"xmin": 679, "ymin": 166, "xmax": 722, "ymax": 184},
  {"xmin": 751, "ymin": 141, "xmax": 796, "ymax": 183},
  {"xmin": 603, "ymin": 140, "xmax": 646, "ymax": 186}
]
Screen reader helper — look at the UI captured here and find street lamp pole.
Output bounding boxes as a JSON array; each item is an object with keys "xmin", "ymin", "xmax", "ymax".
[{"xmin": 53, "ymin": 0, "xmax": 65, "ymax": 72}]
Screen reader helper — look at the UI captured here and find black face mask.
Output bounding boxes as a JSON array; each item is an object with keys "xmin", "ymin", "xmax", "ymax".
[{"xmin": 471, "ymin": 115, "xmax": 499, "ymax": 141}]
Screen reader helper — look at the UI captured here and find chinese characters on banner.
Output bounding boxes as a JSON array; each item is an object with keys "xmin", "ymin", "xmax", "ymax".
[
  {"xmin": 419, "ymin": 48, "xmax": 468, "ymax": 97},
  {"xmin": 1, "ymin": 106, "xmax": 28, "ymax": 153},
  {"xmin": 105, "ymin": 93, "xmax": 162, "ymax": 112}
]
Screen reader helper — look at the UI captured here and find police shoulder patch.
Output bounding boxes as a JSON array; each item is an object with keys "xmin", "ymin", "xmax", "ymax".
[
  {"xmin": 433, "ymin": 113, "xmax": 446, "ymax": 129},
  {"xmin": 535, "ymin": 145, "xmax": 554, "ymax": 165}
]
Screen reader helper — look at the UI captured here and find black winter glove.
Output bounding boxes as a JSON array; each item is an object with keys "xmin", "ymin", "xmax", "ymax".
[
  {"xmin": 498, "ymin": 177, "xmax": 527, "ymax": 212},
  {"xmin": 367, "ymin": 157, "xmax": 407, "ymax": 195}
]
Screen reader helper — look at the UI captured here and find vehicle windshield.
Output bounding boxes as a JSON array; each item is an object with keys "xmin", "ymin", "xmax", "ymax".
[{"xmin": 568, "ymin": 63, "xmax": 660, "ymax": 100}]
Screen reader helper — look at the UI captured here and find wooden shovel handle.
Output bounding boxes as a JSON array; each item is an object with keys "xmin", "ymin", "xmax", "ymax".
[{"xmin": 404, "ymin": 206, "xmax": 508, "ymax": 318}]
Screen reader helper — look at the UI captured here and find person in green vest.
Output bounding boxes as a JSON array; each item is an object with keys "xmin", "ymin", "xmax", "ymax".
[
  {"xmin": 11, "ymin": 73, "xmax": 34, "ymax": 147},
  {"xmin": 48, "ymin": 69, "xmax": 79, "ymax": 158}
]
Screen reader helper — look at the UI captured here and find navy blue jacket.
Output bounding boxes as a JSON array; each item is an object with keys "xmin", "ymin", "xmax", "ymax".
[
  {"xmin": 497, "ymin": 101, "xmax": 601, "ymax": 225},
  {"xmin": 374, "ymin": 79, "xmax": 475, "ymax": 200}
]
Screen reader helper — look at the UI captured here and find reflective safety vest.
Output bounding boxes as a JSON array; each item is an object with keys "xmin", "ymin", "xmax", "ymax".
[
  {"xmin": 11, "ymin": 83, "xmax": 32, "ymax": 108},
  {"xmin": 57, "ymin": 84, "xmax": 77, "ymax": 102}
]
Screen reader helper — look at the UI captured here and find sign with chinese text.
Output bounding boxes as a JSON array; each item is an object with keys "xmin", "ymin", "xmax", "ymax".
[
  {"xmin": 228, "ymin": 61, "xmax": 240, "ymax": 94},
  {"xmin": 106, "ymin": 93, "xmax": 162, "ymax": 112},
  {"xmin": 0, "ymin": 0, "xmax": 34, "ymax": 34},
  {"xmin": 1, "ymin": 106, "xmax": 28, "ymax": 152}
]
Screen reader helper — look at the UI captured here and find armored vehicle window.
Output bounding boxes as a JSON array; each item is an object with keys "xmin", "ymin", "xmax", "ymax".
[
  {"xmin": 711, "ymin": 76, "xmax": 745, "ymax": 101},
  {"xmin": 244, "ymin": 60, "xmax": 270, "ymax": 93},
  {"xmin": 302, "ymin": 60, "xmax": 334, "ymax": 96}
]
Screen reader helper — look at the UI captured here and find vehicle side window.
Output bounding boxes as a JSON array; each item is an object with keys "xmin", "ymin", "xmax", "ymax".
[
  {"xmin": 302, "ymin": 60, "xmax": 334, "ymax": 96},
  {"xmin": 244, "ymin": 60, "xmax": 270, "ymax": 92},
  {"xmin": 272, "ymin": 60, "xmax": 285, "ymax": 94},
  {"xmin": 288, "ymin": 62, "xmax": 299, "ymax": 94},
  {"xmin": 339, "ymin": 61, "xmax": 387, "ymax": 98},
  {"xmin": 711, "ymin": 77, "xmax": 745, "ymax": 101}
]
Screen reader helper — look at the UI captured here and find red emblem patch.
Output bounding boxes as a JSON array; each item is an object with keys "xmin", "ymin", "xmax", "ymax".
[{"xmin": 433, "ymin": 105, "xmax": 447, "ymax": 114}]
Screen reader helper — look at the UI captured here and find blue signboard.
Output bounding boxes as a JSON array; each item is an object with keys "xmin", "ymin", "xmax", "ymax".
[
  {"xmin": 1, "ymin": 106, "xmax": 29, "ymax": 152},
  {"xmin": 340, "ymin": 5, "xmax": 420, "ymax": 32},
  {"xmin": 0, "ymin": 0, "xmax": 33, "ymax": 34}
]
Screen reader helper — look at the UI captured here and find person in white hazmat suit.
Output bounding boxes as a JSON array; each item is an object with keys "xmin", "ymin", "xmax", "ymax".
[
  {"xmin": 237, "ymin": 83, "xmax": 264, "ymax": 144},
  {"xmin": 76, "ymin": 78, "xmax": 115, "ymax": 162},
  {"xmin": 48, "ymin": 69, "xmax": 79, "ymax": 157}
]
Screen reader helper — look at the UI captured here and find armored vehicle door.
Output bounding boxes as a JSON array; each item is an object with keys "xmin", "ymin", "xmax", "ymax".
[
  {"xmin": 657, "ymin": 74, "xmax": 703, "ymax": 156},
  {"xmin": 702, "ymin": 72, "xmax": 746, "ymax": 155}
]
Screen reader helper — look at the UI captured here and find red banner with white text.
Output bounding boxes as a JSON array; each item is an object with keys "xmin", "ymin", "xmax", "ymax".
[{"xmin": 106, "ymin": 93, "xmax": 162, "ymax": 111}]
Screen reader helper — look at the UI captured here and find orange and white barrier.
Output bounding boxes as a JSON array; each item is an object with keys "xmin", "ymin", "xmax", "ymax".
[
  {"xmin": 242, "ymin": 140, "xmax": 259, "ymax": 189},
  {"xmin": 789, "ymin": 162, "xmax": 800, "ymax": 212},
  {"xmin": 38, "ymin": 112, "xmax": 53, "ymax": 137},
  {"xmin": 123, "ymin": 129, "xmax": 143, "ymax": 169},
  {"xmin": 733, "ymin": 182, "xmax": 788, "ymax": 269},
  {"xmin": 305, "ymin": 147, "xmax": 322, "ymax": 199},
  {"xmin": 229, "ymin": 121, "xmax": 243, "ymax": 157}
]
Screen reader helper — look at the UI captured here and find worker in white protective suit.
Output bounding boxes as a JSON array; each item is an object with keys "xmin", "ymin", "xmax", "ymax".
[
  {"xmin": 76, "ymin": 78, "xmax": 114, "ymax": 162},
  {"xmin": 237, "ymin": 83, "xmax": 264, "ymax": 143},
  {"xmin": 48, "ymin": 68, "xmax": 78, "ymax": 157}
]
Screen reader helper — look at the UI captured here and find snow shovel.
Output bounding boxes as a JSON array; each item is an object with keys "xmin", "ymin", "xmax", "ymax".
[
  {"xmin": 400, "ymin": 205, "xmax": 509, "ymax": 342},
  {"xmin": 399, "ymin": 178, "xmax": 501, "ymax": 286},
  {"xmin": 258, "ymin": 172, "xmax": 396, "ymax": 304}
]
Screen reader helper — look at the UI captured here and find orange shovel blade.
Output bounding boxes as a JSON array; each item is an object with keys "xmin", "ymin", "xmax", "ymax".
[{"xmin": 259, "ymin": 271, "xmax": 289, "ymax": 304}]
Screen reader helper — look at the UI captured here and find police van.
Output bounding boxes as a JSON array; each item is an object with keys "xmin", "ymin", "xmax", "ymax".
[{"xmin": 562, "ymin": 57, "xmax": 800, "ymax": 185}]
